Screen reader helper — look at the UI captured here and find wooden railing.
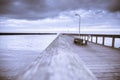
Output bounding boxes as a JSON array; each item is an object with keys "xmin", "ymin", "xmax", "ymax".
[{"xmin": 63, "ymin": 33, "xmax": 120, "ymax": 49}]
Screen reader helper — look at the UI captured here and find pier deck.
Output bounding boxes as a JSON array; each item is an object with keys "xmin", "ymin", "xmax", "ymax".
[
  {"xmin": 0, "ymin": 34, "xmax": 120, "ymax": 80},
  {"xmin": 69, "ymin": 35, "xmax": 120, "ymax": 80},
  {"xmin": 60, "ymin": 34, "xmax": 120, "ymax": 80}
]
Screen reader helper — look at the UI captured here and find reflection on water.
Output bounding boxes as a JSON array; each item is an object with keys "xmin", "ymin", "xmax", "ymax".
[{"xmin": 0, "ymin": 35, "xmax": 57, "ymax": 80}]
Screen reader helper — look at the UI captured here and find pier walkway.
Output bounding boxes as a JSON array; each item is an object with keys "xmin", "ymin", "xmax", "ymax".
[{"xmin": 0, "ymin": 34, "xmax": 120, "ymax": 80}]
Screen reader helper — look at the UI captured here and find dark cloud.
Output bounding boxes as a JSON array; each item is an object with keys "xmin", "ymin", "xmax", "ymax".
[
  {"xmin": 0, "ymin": 0, "xmax": 13, "ymax": 14},
  {"xmin": 0, "ymin": 0, "xmax": 120, "ymax": 20},
  {"xmin": 108, "ymin": 0, "xmax": 120, "ymax": 12}
]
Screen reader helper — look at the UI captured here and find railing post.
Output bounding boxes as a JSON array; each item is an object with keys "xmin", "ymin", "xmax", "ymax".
[
  {"xmin": 84, "ymin": 36, "xmax": 86, "ymax": 40},
  {"xmin": 82, "ymin": 35, "xmax": 83, "ymax": 39},
  {"xmin": 96, "ymin": 36, "xmax": 98, "ymax": 44},
  {"xmin": 112, "ymin": 37, "xmax": 115, "ymax": 48},
  {"xmin": 102, "ymin": 36, "xmax": 105, "ymax": 45},
  {"xmin": 87, "ymin": 35, "xmax": 89, "ymax": 41},
  {"xmin": 91, "ymin": 36, "xmax": 93, "ymax": 42}
]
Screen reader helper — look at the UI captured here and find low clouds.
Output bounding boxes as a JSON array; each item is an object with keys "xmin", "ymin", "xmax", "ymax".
[{"xmin": 0, "ymin": 0, "xmax": 120, "ymax": 20}]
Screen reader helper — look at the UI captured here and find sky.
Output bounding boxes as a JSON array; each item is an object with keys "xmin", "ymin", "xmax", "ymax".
[{"xmin": 0, "ymin": 0, "xmax": 120, "ymax": 33}]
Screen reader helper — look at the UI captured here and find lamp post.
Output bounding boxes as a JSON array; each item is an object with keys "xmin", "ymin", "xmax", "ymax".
[
  {"xmin": 74, "ymin": 14, "xmax": 87, "ymax": 45},
  {"xmin": 75, "ymin": 14, "xmax": 81, "ymax": 38}
]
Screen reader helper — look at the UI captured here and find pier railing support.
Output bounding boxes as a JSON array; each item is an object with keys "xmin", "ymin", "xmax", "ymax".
[
  {"xmin": 112, "ymin": 37, "xmax": 115, "ymax": 48},
  {"xmin": 102, "ymin": 36, "xmax": 105, "ymax": 45},
  {"xmin": 66, "ymin": 33, "xmax": 120, "ymax": 49},
  {"xmin": 91, "ymin": 36, "xmax": 93, "ymax": 43},
  {"xmin": 96, "ymin": 36, "xmax": 98, "ymax": 44}
]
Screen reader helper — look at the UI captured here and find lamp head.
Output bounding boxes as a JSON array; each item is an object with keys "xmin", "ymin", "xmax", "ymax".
[{"xmin": 75, "ymin": 14, "xmax": 79, "ymax": 16}]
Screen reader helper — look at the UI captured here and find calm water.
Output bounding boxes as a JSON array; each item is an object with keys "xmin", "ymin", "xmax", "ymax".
[
  {"xmin": 0, "ymin": 35, "xmax": 57, "ymax": 51},
  {"xmin": 0, "ymin": 35, "xmax": 57, "ymax": 79}
]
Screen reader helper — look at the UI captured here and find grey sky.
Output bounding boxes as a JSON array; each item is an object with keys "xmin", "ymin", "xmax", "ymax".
[
  {"xmin": 0, "ymin": 0, "xmax": 120, "ymax": 20},
  {"xmin": 0, "ymin": 0, "xmax": 120, "ymax": 33}
]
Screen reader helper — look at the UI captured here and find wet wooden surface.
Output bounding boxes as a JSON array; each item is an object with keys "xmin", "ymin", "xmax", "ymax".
[{"xmin": 69, "ymin": 35, "xmax": 120, "ymax": 80}]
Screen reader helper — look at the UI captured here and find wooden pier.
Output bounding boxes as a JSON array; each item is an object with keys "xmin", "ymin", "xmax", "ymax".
[{"xmin": 0, "ymin": 33, "xmax": 120, "ymax": 80}]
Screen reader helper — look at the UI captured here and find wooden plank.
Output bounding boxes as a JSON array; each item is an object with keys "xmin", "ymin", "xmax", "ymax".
[{"xmin": 68, "ymin": 35, "xmax": 120, "ymax": 80}]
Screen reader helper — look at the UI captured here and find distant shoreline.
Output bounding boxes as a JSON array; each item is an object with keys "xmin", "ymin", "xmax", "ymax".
[{"xmin": 0, "ymin": 33, "xmax": 57, "ymax": 35}]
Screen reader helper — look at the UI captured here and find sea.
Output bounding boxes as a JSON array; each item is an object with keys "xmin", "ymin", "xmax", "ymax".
[{"xmin": 0, "ymin": 34, "xmax": 57, "ymax": 79}]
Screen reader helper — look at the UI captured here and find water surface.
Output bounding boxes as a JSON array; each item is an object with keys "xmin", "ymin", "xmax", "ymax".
[{"xmin": 0, "ymin": 35, "xmax": 57, "ymax": 79}]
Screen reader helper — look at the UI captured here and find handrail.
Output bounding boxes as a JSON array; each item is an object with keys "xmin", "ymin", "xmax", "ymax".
[{"xmin": 63, "ymin": 33, "xmax": 120, "ymax": 49}]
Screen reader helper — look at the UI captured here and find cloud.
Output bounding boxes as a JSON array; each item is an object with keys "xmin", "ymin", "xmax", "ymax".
[
  {"xmin": 0, "ymin": 0, "xmax": 120, "ymax": 20},
  {"xmin": 0, "ymin": 10, "xmax": 120, "ymax": 33},
  {"xmin": 108, "ymin": 0, "xmax": 120, "ymax": 12}
]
